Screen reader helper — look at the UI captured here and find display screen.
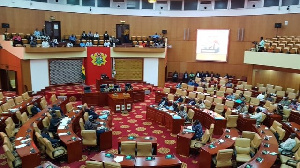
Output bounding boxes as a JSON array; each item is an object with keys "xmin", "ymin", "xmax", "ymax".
[{"xmin": 196, "ymin": 29, "xmax": 230, "ymax": 62}]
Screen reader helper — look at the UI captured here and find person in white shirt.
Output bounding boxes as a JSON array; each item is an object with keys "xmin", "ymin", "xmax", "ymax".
[
  {"xmin": 257, "ymin": 92, "xmax": 266, "ymax": 101},
  {"xmin": 279, "ymin": 133, "xmax": 297, "ymax": 153},
  {"xmin": 94, "ymin": 32, "xmax": 99, "ymax": 40},
  {"xmin": 86, "ymin": 40, "xmax": 93, "ymax": 47},
  {"xmin": 67, "ymin": 42, "xmax": 73, "ymax": 47},
  {"xmin": 258, "ymin": 37, "xmax": 265, "ymax": 52},
  {"xmin": 104, "ymin": 40, "xmax": 110, "ymax": 47},
  {"xmin": 250, "ymin": 108, "xmax": 263, "ymax": 125},
  {"xmin": 42, "ymin": 40, "xmax": 50, "ymax": 48}
]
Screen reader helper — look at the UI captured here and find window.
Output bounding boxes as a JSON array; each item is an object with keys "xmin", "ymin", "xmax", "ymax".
[
  {"xmin": 200, "ymin": 1, "xmax": 211, "ymax": 4},
  {"xmin": 264, "ymin": 0, "xmax": 279, "ymax": 7},
  {"xmin": 67, "ymin": 0, "xmax": 79, "ymax": 5},
  {"xmin": 97, "ymin": 0, "xmax": 110, "ymax": 7},
  {"xmin": 31, "ymin": 0, "xmax": 47, "ymax": 2},
  {"xmin": 231, "ymin": 0, "xmax": 244, "ymax": 9},
  {"xmin": 184, "ymin": 0, "xmax": 198, "ymax": 10},
  {"xmin": 127, "ymin": 0, "xmax": 140, "ymax": 9},
  {"xmin": 82, "ymin": 0, "xmax": 95, "ymax": 6},
  {"xmin": 170, "ymin": 1, "xmax": 182, "ymax": 10},
  {"xmin": 142, "ymin": 0, "xmax": 153, "ymax": 9},
  {"xmin": 215, "ymin": 0, "xmax": 228, "ymax": 9},
  {"xmin": 282, "ymin": 0, "xmax": 299, "ymax": 6}
]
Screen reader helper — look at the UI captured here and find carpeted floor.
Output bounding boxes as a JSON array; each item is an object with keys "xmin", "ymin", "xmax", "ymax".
[{"xmin": 0, "ymin": 84, "xmax": 201, "ymax": 168}]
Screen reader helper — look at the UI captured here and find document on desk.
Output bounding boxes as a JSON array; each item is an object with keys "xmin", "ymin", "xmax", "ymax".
[
  {"xmin": 58, "ymin": 133, "xmax": 68, "ymax": 136},
  {"xmin": 15, "ymin": 144, "xmax": 27, "ymax": 149},
  {"xmin": 21, "ymin": 138, "xmax": 31, "ymax": 144},
  {"xmin": 186, "ymin": 126, "xmax": 192, "ymax": 130},
  {"xmin": 183, "ymin": 129, "xmax": 195, "ymax": 133},
  {"xmin": 58, "ymin": 125, "xmax": 66, "ymax": 130},
  {"xmin": 16, "ymin": 137, "xmax": 23, "ymax": 141},
  {"xmin": 114, "ymin": 156, "xmax": 124, "ymax": 163},
  {"xmin": 60, "ymin": 117, "xmax": 71, "ymax": 126}
]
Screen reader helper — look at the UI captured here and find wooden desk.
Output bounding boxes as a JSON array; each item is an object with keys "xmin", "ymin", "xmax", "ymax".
[
  {"xmin": 235, "ymin": 113, "xmax": 256, "ymax": 132},
  {"xmin": 146, "ymin": 106, "xmax": 185, "ymax": 134},
  {"xmin": 134, "ymin": 156, "xmax": 182, "ymax": 168},
  {"xmin": 57, "ymin": 108, "xmax": 83, "ymax": 163},
  {"xmin": 176, "ymin": 126, "xmax": 194, "ymax": 156},
  {"xmin": 35, "ymin": 161, "xmax": 59, "ymax": 168},
  {"xmin": 199, "ymin": 128, "xmax": 239, "ymax": 168},
  {"xmin": 118, "ymin": 136, "xmax": 157, "ymax": 155},
  {"xmin": 263, "ymin": 112, "xmax": 282, "ymax": 128},
  {"xmin": 15, "ymin": 99, "xmax": 64, "ymax": 168},
  {"xmin": 239, "ymin": 125, "xmax": 278, "ymax": 168},
  {"xmin": 108, "ymin": 93, "xmax": 133, "ymax": 113},
  {"xmin": 282, "ymin": 122, "xmax": 300, "ymax": 141},
  {"xmin": 90, "ymin": 152, "xmax": 135, "ymax": 168},
  {"xmin": 192, "ymin": 108, "xmax": 227, "ymax": 135},
  {"xmin": 290, "ymin": 111, "xmax": 300, "ymax": 125}
]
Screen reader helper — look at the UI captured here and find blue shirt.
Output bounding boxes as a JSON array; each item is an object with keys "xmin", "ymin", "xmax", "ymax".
[
  {"xmin": 192, "ymin": 123, "xmax": 203, "ymax": 140},
  {"xmin": 69, "ymin": 36, "xmax": 76, "ymax": 41}
]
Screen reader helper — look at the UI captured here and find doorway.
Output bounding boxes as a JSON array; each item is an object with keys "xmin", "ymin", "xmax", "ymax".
[
  {"xmin": 116, "ymin": 24, "xmax": 130, "ymax": 44},
  {"xmin": 45, "ymin": 21, "xmax": 61, "ymax": 41},
  {"xmin": 0, "ymin": 69, "xmax": 17, "ymax": 92}
]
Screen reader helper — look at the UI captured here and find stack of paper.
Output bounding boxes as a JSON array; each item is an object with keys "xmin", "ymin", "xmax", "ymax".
[
  {"xmin": 58, "ymin": 133, "xmax": 68, "ymax": 136},
  {"xmin": 114, "ymin": 156, "xmax": 124, "ymax": 163},
  {"xmin": 60, "ymin": 117, "xmax": 71, "ymax": 126},
  {"xmin": 15, "ymin": 144, "xmax": 27, "ymax": 149},
  {"xmin": 186, "ymin": 126, "xmax": 192, "ymax": 130}
]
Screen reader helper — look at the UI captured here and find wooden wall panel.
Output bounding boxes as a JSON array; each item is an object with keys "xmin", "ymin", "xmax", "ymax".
[
  {"xmin": 0, "ymin": 7, "xmax": 299, "ymax": 86},
  {"xmin": 114, "ymin": 58, "xmax": 143, "ymax": 81},
  {"xmin": 21, "ymin": 60, "xmax": 32, "ymax": 92}
]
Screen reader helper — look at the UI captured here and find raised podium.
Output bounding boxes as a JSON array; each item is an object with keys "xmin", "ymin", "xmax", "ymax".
[{"xmin": 107, "ymin": 93, "xmax": 133, "ymax": 113}]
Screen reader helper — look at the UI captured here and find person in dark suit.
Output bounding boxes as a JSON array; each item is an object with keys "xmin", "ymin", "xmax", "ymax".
[
  {"xmin": 41, "ymin": 128, "xmax": 60, "ymax": 146},
  {"xmin": 158, "ymin": 97, "xmax": 168, "ymax": 108},
  {"xmin": 103, "ymin": 31, "xmax": 109, "ymax": 41},
  {"xmin": 172, "ymin": 71, "xmax": 178, "ymax": 82},
  {"xmin": 85, "ymin": 106, "xmax": 99, "ymax": 119},
  {"xmin": 84, "ymin": 117, "xmax": 106, "ymax": 145},
  {"xmin": 81, "ymin": 31, "xmax": 88, "ymax": 40},
  {"xmin": 192, "ymin": 120, "xmax": 203, "ymax": 140},
  {"xmin": 48, "ymin": 113, "xmax": 60, "ymax": 133},
  {"xmin": 182, "ymin": 72, "xmax": 189, "ymax": 83},
  {"xmin": 31, "ymin": 102, "xmax": 41, "ymax": 116},
  {"xmin": 188, "ymin": 98, "xmax": 196, "ymax": 106},
  {"xmin": 51, "ymin": 104, "xmax": 64, "ymax": 117}
]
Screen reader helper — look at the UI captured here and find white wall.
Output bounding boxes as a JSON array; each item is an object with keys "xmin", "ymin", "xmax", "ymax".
[
  {"xmin": 30, "ymin": 59, "xmax": 49, "ymax": 92},
  {"xmin": 143, "ymin": 58, "xmax": 159, "ymax": 86}
]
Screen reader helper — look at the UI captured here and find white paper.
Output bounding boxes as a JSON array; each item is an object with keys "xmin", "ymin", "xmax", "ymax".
[
  {"xmin": 15, "ymin": 144, "xmax": 27, "ymax": 149},
  {"xmin": 58, "ymin": 126, "xmax": 65, "ymax": 130},
  {"xmin": 21, "ymin": 138, "xmax": 31, "ymax": 144},
  {"xmin": 114, "ymin": 156, "xmax": 124, "ymax": 163},
  {"xmin": 58, "ymin": 133, "xmax": 68, "ymax": 136},
  {"xmin": 187, "ymin": 126, "xmax": 192, "ymax": 130},
  {"xmin": 16, "ymin": 137, "xmax": 23, "ymax": 141},
  {"xmin": 231, "ymin": 137, "xmax": 237, "ymax": 140}
]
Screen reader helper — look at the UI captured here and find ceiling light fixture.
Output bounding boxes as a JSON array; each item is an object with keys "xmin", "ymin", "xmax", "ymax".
[{"xmin": 148, "ymin": 0, "xmax": 156, "ymax": 3}]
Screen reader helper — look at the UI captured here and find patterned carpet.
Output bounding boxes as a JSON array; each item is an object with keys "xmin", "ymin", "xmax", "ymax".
[{"xmin": 0, "ymin": 84, "xmax": 200, "ymax": 168}]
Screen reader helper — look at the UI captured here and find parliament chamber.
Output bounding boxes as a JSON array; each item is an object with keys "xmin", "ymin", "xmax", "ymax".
[{"xmin": 1, "ymin": 0, "xmax": 300, "ymax": 167}]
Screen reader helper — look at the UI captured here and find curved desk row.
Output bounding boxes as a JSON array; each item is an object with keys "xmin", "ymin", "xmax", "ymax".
[
  {"xmin": 90, "ymin": 151, "xmax": 182, "ymax": 168},
  {"xmin": 239, "ymin": 125, "xmax": 278, "ymax": 168},
  {"xmin": 146, "ymin": 106, "xmax": 185, "ymax": 134},
  {"xmin": 198, "ymin": 128, "xmax": 239, "ymax": 168},
  {"xmin": 282, "ymin": 122, "xmax": 300, "ymax": 141},
  {"xmin": 15, "ymin": 99, "xmax": 66, "ymax": 168}
]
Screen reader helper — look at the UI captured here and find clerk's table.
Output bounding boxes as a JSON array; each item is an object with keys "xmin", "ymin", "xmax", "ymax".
[{"xmin": 107, "ymin": 93, "xmax": 133, "ymax": 113}]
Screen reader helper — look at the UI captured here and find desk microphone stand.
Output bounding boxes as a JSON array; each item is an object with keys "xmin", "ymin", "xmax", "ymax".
[{"xmin": 121, "ymin": 91, "xmax": 128, "ymax": 114}]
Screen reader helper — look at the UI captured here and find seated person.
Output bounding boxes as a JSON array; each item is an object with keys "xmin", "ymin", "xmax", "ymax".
[
  {"xmin": 257, "ymin": 92, "xmax": 266, "ymax": 101},
  {"xmin": 189, "ymin": 72, "xmax": 195, "ymax": 80},
  {"xmin": 226, "ymin": 93, "xmax": 235, "ymax": 100},
  {"xmin": 88, "ymin": 31, "xmax": 93, "ymax": 40},
  {"xmin": 176, "ymin": 82, "xmax": 182, "ymax": 88},
  {"xmin": 168, "ymin": 102, "xmax": 178, "ymax": 111},
  {"xmin": 188, "ymin": 98, "xmax": 196, "ymax": 106},
  {"xmin": 103, "ymin": 31, "xmax": 109, "ymax": 41},
  {"xmin": 172, "ymin": 71, "xmax": 178, "ymax": 82},
  {"xmin": 84, "ymin": 116, "xmax": 106, "ymax": 145},
  {"xmin": 279, "ymin": 133, "xmax": 297, "ymax": 154},
  {"xmin": 30, "ymin": 38, "xmax": 37, "ymax": 47},
  {"xmin": 42, "ymin": 40, "xmax": 50, "ymax": 48},
  {"xmin": 85, "ymin": 106, "xmax": 99, "ymax": 119},
  {"xmin": 279, "ymin": 97, "xmax": 291, "ymax": 107},
  {"xmin": 67, "ymin": 41, "xmax": 73, "ymax": 47},
  {"xmin": 209, "ymin": 78, "xmax": 218, "ymax": 86},
  {"xmin": 289, "ymin": 99, "xmax": 299, "ymax": 110},
  {"xmin": 196, "ymin": 99, "xmax": 205, "ymax": 109},
  {"xmin": 175, "ymin": 96, "xmax": 184, "ymax": 103},
  {"xmin": 12, "ymin": 33, "xmax": 23, "ymax": 47},
  {"xmin": 192, "ymin": 120, "xmax": 203, "ymax": 140},
  {"xmin": 51, "ymin": 104, "xmax": 64, "ymax": 117},
  {"xmin": 125, "ymin": 83, "xmax": 133, "ymax": 91},
  {"xmin": 236, "ymin": 102, "xmax": 248, "ymax": 114},
  {"xmin": 177, "ymin": 105, "xmax": 188, "ymax": 121},
  {"xmin": 31, "ymin": 102, "xmax": 41, "ymax": 116},
  {"xmin": 274, "ymin": 104, "xmax": 284, "ymax": 115},
  {"xmin": 80, "ymin": 41, "xmax": 86, "ymax": 47},
  {"xmin": 250, "ymin": 108, "xmax": 263, "ymax": 125},
  {"xmin": 33, "ymin": 28, "xmax": 41, "ymax": 38},
  {"xmin": 81, "ymin": 31, "xmax": 88, "ymax": 40},
  {"xmin": 265, "ymin": 94, "xmax": 274, "ymax": 102},
  {"xmin": 158, "ymin": 97, "xmax": 168, "ymax": 108},
  {"xmin": 94, "ymin": 32, "xmax": 99, "ymax": 40},
  {"xmin": 50, "ymin": 39, "xmax": 58, "ymax": 47},
  {"xmin": 225, "ymin": 80, "xmax": 233, "ymax": 88},
  {"xmin": 86, "ymin": 40, "xmax": 93, "ymax": 47},
  {"xmin": 48, "ymin": 113, "xmax": 60, "ymax": 133},
  {"xmin": 69, "ymin": 34, "xmax": 76, "ymax": 45},
  {"xmin": 104, "ymin": 40, "xmax": 110, "ymax": 47},
  {"xmin": 41, "ymin": 128, "xmax": 60, "ymax": 146},
  {"xmin": 235, "ymin": 93, "xmax": 246, "ymax": 103},
  {"xmin": 182, "ymin": 72, "xmax": 189, "ymax": 83},
  {"xmin": 187, "ymin": 79, "xmax": 194, "ymax": 86}
]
